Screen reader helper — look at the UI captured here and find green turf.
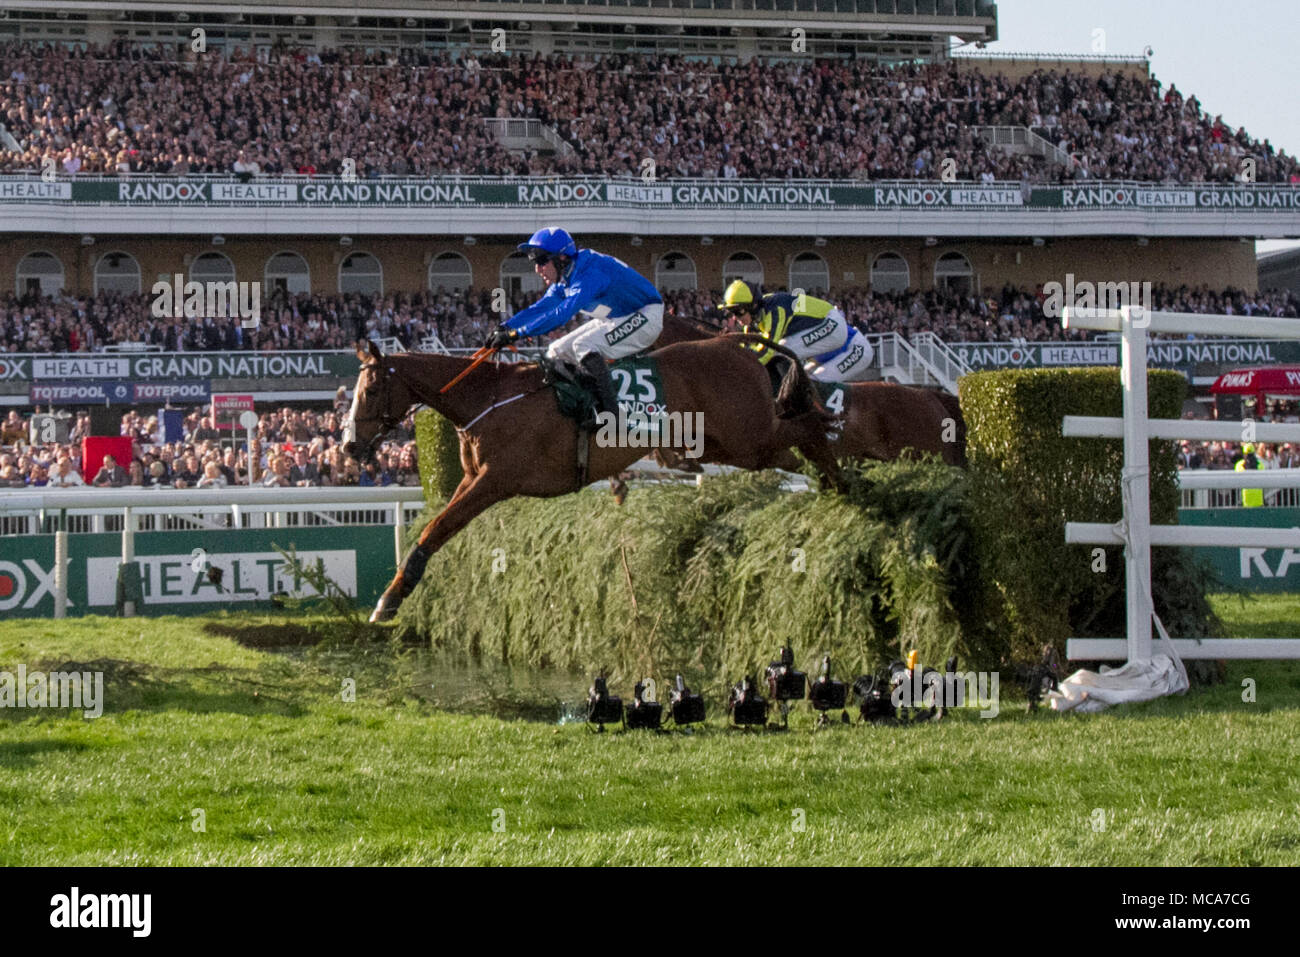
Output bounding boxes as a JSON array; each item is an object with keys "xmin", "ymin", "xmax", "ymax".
[{"xmin": 1, "ymin": 596, "xmax": 1297, "ymax": 865}]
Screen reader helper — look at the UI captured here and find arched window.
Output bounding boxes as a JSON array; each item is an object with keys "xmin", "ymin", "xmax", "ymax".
[
  {"xmin": 722, "ymin": 251, "xmax": 763, "ymax": 288},
  {"xmin": 265, "ymin": 251, "xmax": 310, "ymax": 295},
  {"xmin": 93, "ymin": 251, "xmax": 141, "ymax": 295},
  {"xmin": 190, "ymin": 251, "xmax": 236, "ymax": 283},
  {"xmin": 500, "ymin": 251, "xmax": 543, "ymax": 298},
  {"xmin": 338, "ymin": 252, "xmax": 383, "ymax": 295},
  {"xmin": 16, "ymin": 251, "xmax": 65, "ymax": 296},
  {"xmin": 654, "ymin": 252, "xmax": 697, "ymax": 293},
  {"xmin": 429, "ymin": 252, "xmax": 473, "ymax": 293},
  {"xmin": 934, "ymin": 251, "xmax": 974, "ymax": 296},
  {"xmin": 789, "ymin": 252, "xmax": 829, "ymax": 294},
  {"xmin": 871, "ymin": 252, "xmax": 911, "ymax": 294}
]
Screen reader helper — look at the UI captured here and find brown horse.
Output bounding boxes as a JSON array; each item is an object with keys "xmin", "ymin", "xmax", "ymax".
[
  {"xmin": 653, "ymin": 313, "xmax": 966, "ymax": 468},
  {"xmin": 344, "ymin": 337, "xmax": 837, "ymax": 622}
]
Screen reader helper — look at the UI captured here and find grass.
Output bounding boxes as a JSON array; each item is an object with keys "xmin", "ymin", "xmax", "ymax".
[{"xmin": 1, "ymin": 596, "xmax": 1298, "ymax": 866}]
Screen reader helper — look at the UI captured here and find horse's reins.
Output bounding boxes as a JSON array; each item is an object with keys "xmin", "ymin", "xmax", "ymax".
[{"xmin": 434, "ymin": 343, "xmax": 547, "ymax": 435}]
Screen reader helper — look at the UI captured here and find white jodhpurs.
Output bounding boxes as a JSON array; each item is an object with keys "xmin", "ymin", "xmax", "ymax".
[{"xmin": 546, "ymin": 303, "xmax": 665, "ymax": 364}]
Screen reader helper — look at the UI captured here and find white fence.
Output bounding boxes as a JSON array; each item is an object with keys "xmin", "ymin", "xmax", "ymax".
[
  {"xmin": 1061, "ymin": 307, "xmax": 1300, "ymax": 662},
  {"xmin": 0, "ymin": 487, "xmax": 427, "ymax": 619}
]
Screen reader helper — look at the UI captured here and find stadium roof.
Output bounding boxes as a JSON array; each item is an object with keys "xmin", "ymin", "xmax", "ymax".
[{"xmin": 4, "ymin": 1, "xmax": 1000, "ymax": 45}]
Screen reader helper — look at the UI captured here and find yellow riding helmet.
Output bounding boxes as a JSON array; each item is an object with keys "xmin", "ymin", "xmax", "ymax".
[
  {"xmin": 1243, "ymin": 443, "xmax": 1255, "ymax": 455},
  {"xmin": 719, "ymin": 280, "xmax": 757, "ymax": 312}
]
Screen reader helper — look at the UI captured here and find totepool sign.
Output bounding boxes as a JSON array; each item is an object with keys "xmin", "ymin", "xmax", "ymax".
[{"xmin": 0, "ymin": 526, "xmax": 393, "ymax": 617}]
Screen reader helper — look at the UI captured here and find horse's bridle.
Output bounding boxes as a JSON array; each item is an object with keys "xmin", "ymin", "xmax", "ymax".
[{"xmin": 350, "ymin": 360, "xmax": 405, "ymax": 461}]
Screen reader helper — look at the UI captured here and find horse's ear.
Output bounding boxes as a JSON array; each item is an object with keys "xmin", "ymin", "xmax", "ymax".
[{"xmin": 368, "ymin": 339, "xmax": 384, "ymax": 362}]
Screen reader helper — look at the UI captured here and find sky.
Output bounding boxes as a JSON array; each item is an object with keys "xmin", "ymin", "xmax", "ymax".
[{"xmin": 985, "ymin": 0, "xmax": 1300, "ymax": 255}]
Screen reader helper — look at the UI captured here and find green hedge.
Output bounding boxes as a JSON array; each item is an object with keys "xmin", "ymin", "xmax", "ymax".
[
  {"xmin": 399, "ymin": 367, "xmax": 1223, "ymax": 683},
  {"xmin": 397, "ymin": 462, "xmax": 973, "ymax": 694},
  {"xmin": 960, "ymin": 367, "xmax": 1221, "ymax": 666},
  {"xmin": 414, "ymin": 408, "xmax": 464, "ymax": 501}
]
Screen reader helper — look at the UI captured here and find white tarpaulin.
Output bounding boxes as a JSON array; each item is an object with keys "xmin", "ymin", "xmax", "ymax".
[
  {"xmin": 1048, "ymin": 654, "xmax": 1189, "ymax": 713},
  {"xmin": 1050, "ymin": 600, "xmax": 1191, "ymax": 712}
]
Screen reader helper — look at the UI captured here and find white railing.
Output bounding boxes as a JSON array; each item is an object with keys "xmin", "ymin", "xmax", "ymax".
[
  {"xmin": 974, "ymin": 125, "xmax": 1071, "ymax": 166},
  {"xmin": 866, "ymin": 332, "xmax": 963, "ymax": 393},
  {"xmin": 0, "ymin": 486, "xmax": 427, "ymax": 619},
  {"xmin": 482, "ymin": 117, "xmax": 575, "ymax": 157},
  {"xmin": 910, "ymin": 332, "xmax": 972, "ymax": 393},
  {"xmin": 1061, "ymin": 307, "xmax": 1300, "ymax": 662}
]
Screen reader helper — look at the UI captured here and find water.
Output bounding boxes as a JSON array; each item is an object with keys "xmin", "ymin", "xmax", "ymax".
[{"xmin": 403, "ymin": 653, "xmax": 591, "ymax": 724}]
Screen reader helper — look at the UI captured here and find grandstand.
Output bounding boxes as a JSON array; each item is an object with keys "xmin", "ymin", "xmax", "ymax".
[{"xmin": 0, "ymin": 1, "xmax": 1297, "ymax": 429}]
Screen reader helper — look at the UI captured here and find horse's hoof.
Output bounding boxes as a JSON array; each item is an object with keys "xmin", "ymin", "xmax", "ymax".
[
  {"xmin": 611, "ymin": 477, "xmax": 628, "ymax": 506},
  {"xmin": 369, "ymin": 596, "xmax": 399, "ymax": 623}
]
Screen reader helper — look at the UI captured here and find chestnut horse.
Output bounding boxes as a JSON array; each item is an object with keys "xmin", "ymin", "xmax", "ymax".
[
  {"xmin": 344, "ymin": 337, "xmax": 837, "ymax": 622},
  {"xmin": 654, "ymin": 314, "xmax": 966, "ymax": 468}
]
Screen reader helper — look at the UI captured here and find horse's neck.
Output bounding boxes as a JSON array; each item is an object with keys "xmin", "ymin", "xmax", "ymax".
[
  {"xmin": 661, "ymin": 315, "xmax": 720, "ymax": 344},
  {"xmin": 393, "ymin": 353, "xmax": 540, "ymax": 427}
]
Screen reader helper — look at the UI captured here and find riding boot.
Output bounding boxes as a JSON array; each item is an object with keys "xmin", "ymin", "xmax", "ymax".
[{"xmin": 578, "ymin": 353, "xmax": 619, "ymax": 422}]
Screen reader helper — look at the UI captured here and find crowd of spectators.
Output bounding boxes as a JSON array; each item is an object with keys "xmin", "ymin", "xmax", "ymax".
[
  {"xmin": 0, "ymin": 401, "xmax": 421, "ymax": 490},
  {"xmin": 5, "ymin": 283, "xmax": 1298, "ymax": 355},
  {"xmin": 3, "ymin": 41, "xmax": 1296, "ymax": 183}
]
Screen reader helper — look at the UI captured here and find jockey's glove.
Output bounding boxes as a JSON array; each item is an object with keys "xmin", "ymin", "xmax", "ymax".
[{"xmin": 486, "ymin": 326, "xmax": 520, "ymax": 350}]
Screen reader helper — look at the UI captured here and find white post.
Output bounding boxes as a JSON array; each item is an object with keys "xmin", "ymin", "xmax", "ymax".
[
  {"xmin": 122, "ymin": 505, "xmax": 137, "ymax": 618},
  {"xmin": 1121, "ymin": 307, "xmax": 1153, "ymax": 662},
  {"xmin": 54, "ymin": 510, "xmax": 68, "ymax": 620},
  {"xmin": 393, "ymin": 501, "xmax": 404, "ymax": 567}
]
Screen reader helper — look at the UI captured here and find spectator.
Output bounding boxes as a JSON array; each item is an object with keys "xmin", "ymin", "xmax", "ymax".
[
  {"xmin": 196, "ymin": 462, "xmax": 229, "ymax": 489},
  {"xmin": 92, "ymin": 454, "xmax": 128, "ymax": 487},
  {"xmin": 46, "ymin": 457, "xmax": 85, "ymax": 487}
]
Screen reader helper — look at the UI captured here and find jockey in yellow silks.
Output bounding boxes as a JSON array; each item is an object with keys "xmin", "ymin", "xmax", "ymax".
[{"xmin": 718, "ymin": 280, "xmax": 873, "ymax": 383}]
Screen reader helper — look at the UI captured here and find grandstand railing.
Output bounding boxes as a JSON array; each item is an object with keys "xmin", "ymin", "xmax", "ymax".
[{"xmin": 1178, "ymin": 469, "xmax": 1300, "ymax": 509}]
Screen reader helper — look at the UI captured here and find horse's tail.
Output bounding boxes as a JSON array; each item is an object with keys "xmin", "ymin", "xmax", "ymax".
[
  {"xmin": 932, "ymin": 389, "xmax": 967, "ymax": 467},
  {"xmin": 723, "ymin": 333, "xmax": 830, "ymax": 424}
]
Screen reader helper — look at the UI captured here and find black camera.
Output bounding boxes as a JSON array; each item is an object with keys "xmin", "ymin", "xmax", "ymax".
[
  {"xmin": 765, "ymin": 646, "xmax": 806, "ymax": 702},
  {"xmin": 669, "ymin": 674, "xmax": 706, "ymax": 726},
  {"xmin": 1024, "ymin": 645, "xmax": 1061, "ymax": 712},
  {"xmin": 852, "ymin": 672, "xmax": 895, "ymax": 723},
  {"xmin": 587, "ymin": 675, "xmax": 623, "ymax": 730},
  {"xmin": 809, "ymin": 655, "xmax": 847, "ymax": 715},
  {"xmin": 727, "ymin": 676, "xmax": 767, "ymax": 727},
  {"xmin": 625, "ymin": 679, "xmax": 664, "ymax": 730}
]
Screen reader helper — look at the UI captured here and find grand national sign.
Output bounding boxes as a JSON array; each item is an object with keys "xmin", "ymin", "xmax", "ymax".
[
  {"xmin": 3, "ymin": 176, "xmax": 1296, "ymax": 212},
  {"xmin": 1, "ymin": 351, "xmax": 358, "ymax": 383}
]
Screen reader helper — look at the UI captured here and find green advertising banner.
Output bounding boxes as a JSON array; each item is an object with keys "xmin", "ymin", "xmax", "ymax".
[
  {"xmin": 0, "ymin": 351, "xmax": 358, "ymax": 383},
  {"xmin": 2, "ymin": 177, "xmax": 1296, "ymax": 211},
  {"xmin": 950, "ymin": 338, "xmax": 1300, "ymax": 371},
  {"xmin": 0, "ymin": 525, "xmax": 395, "ymax": 618},
  {"xmin": 1179, "ymin": 508, "xmax": 1300, "ymax": 594}
]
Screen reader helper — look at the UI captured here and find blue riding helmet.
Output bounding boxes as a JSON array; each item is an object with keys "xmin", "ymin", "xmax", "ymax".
[{"xmin": 517, "ymin": 226, "xmax": 578, "ymax": 259}]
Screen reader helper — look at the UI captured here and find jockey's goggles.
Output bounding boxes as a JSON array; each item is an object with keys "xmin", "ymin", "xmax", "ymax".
[{"xmin": 527, "ymin": 250, "xmax": 554, "ymax": 266}]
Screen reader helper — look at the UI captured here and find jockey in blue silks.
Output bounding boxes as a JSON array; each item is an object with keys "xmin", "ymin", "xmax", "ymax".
[{"xmin": 487, "ymin": 227, "xmax": 664, "ymax": 420}]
